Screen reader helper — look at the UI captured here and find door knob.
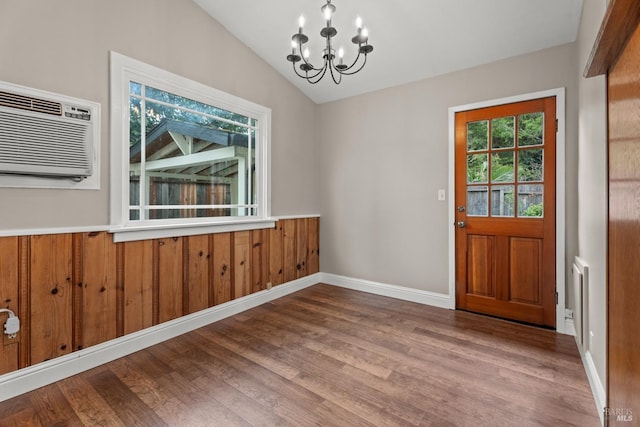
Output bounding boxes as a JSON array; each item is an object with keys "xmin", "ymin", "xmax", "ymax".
[
  {"xmin": 457, "ymin": 206, "xmax": 466, "ymax": 212},
  {"xmin": 457, "ymin": 221, "xmax": 466, "ymax": 228}
]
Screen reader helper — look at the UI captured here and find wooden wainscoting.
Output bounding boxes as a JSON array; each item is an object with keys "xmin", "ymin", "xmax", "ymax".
[{"xmin": 0, "ymin": 217, "xmax": 319, "ymax": 375}]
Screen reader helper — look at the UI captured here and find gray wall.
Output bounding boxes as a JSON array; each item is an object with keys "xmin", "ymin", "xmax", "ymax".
[
  {"xmin": 0, "ymin": 0, "xmax": 318, "ymax": 230},
  {"xmin": 576, "ymin": 0, "xmax": 608, "ymax": 393},
  {"xmin": 317, "ymin": 43, "xmax": 579, "ymax": 295}
]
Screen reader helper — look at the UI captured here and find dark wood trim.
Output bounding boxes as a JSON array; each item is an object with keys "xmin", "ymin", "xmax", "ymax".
[{"xmin": 584, "ymin": 0, "xmax": 640, "ymax": 77}]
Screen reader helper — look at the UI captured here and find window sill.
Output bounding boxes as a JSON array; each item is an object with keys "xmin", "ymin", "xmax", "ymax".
[{"xmin": 110, "ymin": 218, "xmax": 276, "ymax": 243}]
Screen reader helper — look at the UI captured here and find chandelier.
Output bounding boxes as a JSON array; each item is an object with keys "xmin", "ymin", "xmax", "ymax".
[{"xmin": 286, "ymin": 0, "xmax": 373, "ymax": 84}]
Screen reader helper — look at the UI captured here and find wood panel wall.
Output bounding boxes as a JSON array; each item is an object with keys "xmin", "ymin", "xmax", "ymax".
[{"xmin": 0, "ymin": 217, "xmax": 319, "ymax": 375}]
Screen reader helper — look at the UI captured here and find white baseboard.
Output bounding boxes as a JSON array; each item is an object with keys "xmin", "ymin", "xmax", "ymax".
[
  {"xmin": 565, "ymin": 318, "xmax": 577, "ymax": 336},
  {"xmin": 0, "ymin": 273, "xmax": 320, "ymax": 402},
  {"xmin": 575, "ymin": 336, "xmax": 606, "ymax": 426},
  {"xmin": 320, "ymin": 273, "xmax": 451, "ymax": 309}
]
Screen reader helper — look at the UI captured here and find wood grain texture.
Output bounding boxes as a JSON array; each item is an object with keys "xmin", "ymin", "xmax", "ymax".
[
  {"xmin": 122, "ymin": 240, "xmax": 154, "ymax": 335},
  {"xmin": 76, "ymin": 232, "xmax": 118, "ymax": 349},
  {"xmin": 308, "ymin": 217, "xmax": 320, "ymax": 274},
  {"xmin": 455, "ymin": 98, "xmax": 556, "ymax": 327},
  {"xmin": 268, "ymin": 222, "xmax": 284, "ymax": 286},
  {"xmin": 295, "ymin": 218, "xmax": 308, "ymax": 279},
  {"xmin": 283, "ymin": 219, "xmax": 297, "ymax": 283},
  {"xmin": 251, "ymin": 229, "xmax": 268, "ymax": 293},
  {"xmin": 0, "ymin": 218, "xmax": 318, "ymax": 376},
  {"xmin": 157, "ymin": 237, "xmax": 184, "ymax": 323},
  {"xmin": 185, "ymin": 235, "xmax": 210, "ymax": 314},
  {"xmin": 233, "ymin": 231, "xmax": 251, "ymax": 299},
  {"xmin": 584, "ymin": 0, "xmax": 640, "ymax": 77},
  {"xmin": 466, "ymin": 235, "xmax": 495, "ymax": 297},
  {"xmin": 29, "ymin": 234, "xmax": 73, "ymax": 364},
  {"xmin": 509, "ymin": 237, "xmax": 542, "ymax": 304},
  {"xmin": 607, "ymin": 19, "xmax": 640, "ymax": 420},
  {"xmin": 0, "ymin": 237, "xmax": 20, "ymax": 374},
  {"xmin": 212, "ymin": 233, "xmax": 232, "ymax": 305},
  {"xmin": 0, "ymin": 285, "xmax": 599, "ymax": 426}
]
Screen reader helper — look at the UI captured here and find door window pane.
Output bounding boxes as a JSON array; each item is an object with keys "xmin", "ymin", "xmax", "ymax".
[
  {"xmin": 518, "ymin": 112, "xmax": 544, "ymax": 147},
  {"xmin": 518, "ymin": 149, "xmax": 544, "ymax": 182},
  {"xmin": 491, "ymin": 185, "xmax": 514, "ymax": 217},
  {"xmin": 467, "ymin": 154, "xmax": 488, "ymax": 183},
  {"xmin": 467, "ymin": 186, "xmax": 488, "ymax": 216},
  {"xmin": 467, "ymin": 120, "xmax": 488, "ymax": 152},
  {"xmin": 518, "ymin": 184, "xmax": 543, "ymax": 217},
  {"xmin": 491, "ymin": 116, "xmax": 515, "ymax": 149},
  {"xmin": 491, "ymin": 151, "xmax": 514, "ymax": 183}
]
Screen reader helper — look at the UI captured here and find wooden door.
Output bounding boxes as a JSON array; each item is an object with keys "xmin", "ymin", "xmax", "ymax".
[
  {"xmin": 455, "ymin": 97, "xmax": 556, "ymax": 327},
  {"xmin": 606, "ymin": 12, "xmax": 640, "ymax": 422}
]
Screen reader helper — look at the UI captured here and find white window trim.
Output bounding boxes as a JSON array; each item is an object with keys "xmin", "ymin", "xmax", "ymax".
[{"xmin": 109, "ymin": 52, "xmax": 272, "ymax": 242}]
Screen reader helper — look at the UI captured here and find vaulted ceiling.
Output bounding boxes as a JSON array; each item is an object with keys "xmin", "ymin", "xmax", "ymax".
[{"xmin": 193, "ymin": 0, "xmax": 584, "ymax": 104}]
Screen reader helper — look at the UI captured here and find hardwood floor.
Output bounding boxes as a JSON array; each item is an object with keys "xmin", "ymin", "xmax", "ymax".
[{"xmin": 0, "ymin": 284, "xmax": 599, "ymax": 426}]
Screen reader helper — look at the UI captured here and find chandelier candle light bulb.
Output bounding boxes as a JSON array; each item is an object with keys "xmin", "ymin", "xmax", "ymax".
[{"xmin": 286, "ymin": 0, "xmax": 373, "ymax": 84}]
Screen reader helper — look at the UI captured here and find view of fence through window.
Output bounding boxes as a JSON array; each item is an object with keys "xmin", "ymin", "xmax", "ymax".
[
  {"xmin": 466, "ymin": 112, "xmax": 544, "ymax": 218},
  {"xmin": 128, "ymin": 82, "xmax": 258, "ymax": 221}
]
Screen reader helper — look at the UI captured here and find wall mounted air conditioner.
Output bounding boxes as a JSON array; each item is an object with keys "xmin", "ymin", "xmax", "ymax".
[{"xmin": 0, "ymin": 81, "xmax": 100, "ymax": 187}]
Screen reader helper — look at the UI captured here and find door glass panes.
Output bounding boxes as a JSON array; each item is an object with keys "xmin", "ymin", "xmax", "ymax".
[
  {"xmin": 518, "ymin": 112, "xmax": 544, "ymax": 147},
  {"xmin": 518, "ymin": 184, "xmax": 543, "ymax": 217},
  {"xmin": 518, "ymin": 149, "xmax": 543, "ymax": 182},
  {"xmin": 467, "ymin": 154, "xmax": 488, "ymax": 183},
  {"xmin": 465, "ymin": 110, "xmax": 546, "ymax": 219},
  {"xmin": 491, "ymin": 185, "xmax": 514, "ymax": 217},
  {"xmin": 491, "ymin": 116, "xmax": 515, "ymax": 149},
  {"xmin": 491, "ymin": 152, "xmax": 514, "ymax": 183},
  {"xmin": 467, "ymin": 186, "xmax": 488, "ymax": 216},
  {"xmin": 467, "ymin": 120, "xmax": 488, "ymax": 151}
]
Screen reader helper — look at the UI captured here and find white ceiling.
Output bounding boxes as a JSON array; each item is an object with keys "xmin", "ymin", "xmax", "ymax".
[{"xmin": 193, "ymin": 0, "xmax": 584, "ymax": 104}]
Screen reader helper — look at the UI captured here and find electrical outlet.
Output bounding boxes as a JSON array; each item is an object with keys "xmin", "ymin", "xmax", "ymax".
[
  {"xmin": 266, "ymin": 282, "xmax": 272, "ymax": 290},
  {"xmin": 565, "ymin": 309, "xmax": 573, "ymax": 320}
]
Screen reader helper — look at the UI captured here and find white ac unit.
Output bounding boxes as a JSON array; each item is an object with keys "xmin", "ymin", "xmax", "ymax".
[{"xmin": 0, "ymin": 86, "xmax": 96, "ymax": 180}]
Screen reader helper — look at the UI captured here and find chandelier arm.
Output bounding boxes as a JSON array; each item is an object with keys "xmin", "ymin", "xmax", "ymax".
[
  {"xmin": 305, "ymin": 56, "xmax": 330, "ymax": 80},
  {"xmin": 307, "ymin": 62, "xmax": 330, "ymax": 84},
  {"xmin": 337, "ymin": 52, "xmax": 369, "ymax": 76},
  {"xmin": 298, "ymin": 41, "xmax": 325, "ymax": 72},
  {"xmin": 328, "ymin": 61, "xmax": 343, "ymax": 84},
  {"xmin": 335, "ymin": 49, "xmax": 362, "ymax": 73},
  {"xmin": 292, "ymin": 62, "xmax": 310, "ymax": 79}
]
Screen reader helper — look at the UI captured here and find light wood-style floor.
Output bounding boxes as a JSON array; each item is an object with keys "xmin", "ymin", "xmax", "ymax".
[{"xmin": 0, "ymin": 284, "xmax": 599, "ymax": 426}]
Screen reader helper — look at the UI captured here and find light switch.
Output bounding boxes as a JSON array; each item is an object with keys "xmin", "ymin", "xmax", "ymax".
[{"xmin": 438, "ymin": 189, "xmax": 446, "ymax": 201}]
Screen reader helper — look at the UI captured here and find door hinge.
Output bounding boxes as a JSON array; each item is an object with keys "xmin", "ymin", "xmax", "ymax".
[
  {"xmin": 555, "ymin": 291, "xmax": 558, "ymax": 304},
  {"xmin": 555, "ymin": 119, "xmax": 558, "ymax": 132}
]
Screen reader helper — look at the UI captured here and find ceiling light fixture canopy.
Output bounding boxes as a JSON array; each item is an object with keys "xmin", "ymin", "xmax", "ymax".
[{"xmin": 286, "ymin": 0, "xmax": 373, "ymax": 85}]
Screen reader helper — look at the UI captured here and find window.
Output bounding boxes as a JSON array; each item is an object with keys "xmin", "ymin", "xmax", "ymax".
[{"xmin": 110, "ymin": 52, "xmax": 272, "ymax": 241}]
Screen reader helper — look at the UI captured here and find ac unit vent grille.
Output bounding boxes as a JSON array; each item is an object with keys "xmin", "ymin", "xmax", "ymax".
[
  {"xmin": 0, "ymin": 110, "xmax": 91, "ymax": 176},
  {"xmin": 0, "ymin": 91, "xmax": 62, "ymax": 116}
]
